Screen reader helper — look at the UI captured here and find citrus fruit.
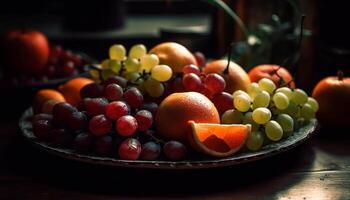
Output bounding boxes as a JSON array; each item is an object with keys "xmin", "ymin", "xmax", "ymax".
[
  {"xmin": 156, "ymin": 92, "xmax": 220, "ymax": 143},
  {"xmin": 248, "ymin": 64, "xmax": 295, "ymax": 88},
  {"xmin": 33, "ymin": 89, "xmax": 66, "ymax": 114},
  {"xmin": 58, "ymin": 77, "xmax": 94, "ymax": 106},
  {"xmin": 204, "ymin": 60, "xmax": 251, "ymax": 93},
  {"xmin": 189, "ymin": 121, "xmax": 250, "ymax": 157},
  {"xmin": 149, "ymin": 42, "xmax": 197, "ymax": 73}
]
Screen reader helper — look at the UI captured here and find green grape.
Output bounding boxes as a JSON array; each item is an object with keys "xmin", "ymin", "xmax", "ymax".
[
  {"xmin": 258, "ymin": 78, "xmax": 276, "ymax": 94},
  {"xmin": 276, "ymin": 87, "xmax": 293, "ymax": 99},
  {"xmin": 109, "ymin": 59, "xmax": 122, "ymax": 73},
  {"xmin": 252, "ymin": 107, "xmax": 271, "ymax": 124},
  {"xmin": 300, "ymin": 103, "xmax": 315, "ymax": 120},
  {"xmin": 233, "ymin": 90, "xmax": 250, "ymax": 100},
  {"xmin": 125, "ymin": 72, "xmax": 141, "ymax": 83},
  {"xmin": 129, "ymin": 44, "xmax": 147, "ymax": 59},
  {"xmin": 101, "ymin": 69, "xmax": 115, "ymax": 81},
  {"xmin": 151, "ymin": 64, "xmax": 173, "ymax": 82},
  {"xmin": 291, "ymin": 89, "xmax": 308, "ymax": 105},
  {"xmin": 140, "ymin": 54, "xmax": 159, "ymax": 72},
  {"xmin": 242, "ymin": 112, "xmax": 259, "ymax": 131},
  {"xmin": 294, "ymin": 117, "xmax": 306, "ymax": 130},
  {"xmin": 246, "ymin": 131, "xmax": 264, "ymax": 151},
  {"xmin": 247, "ymin": 82, "xmax": 262, "ymax": 99},
  {"xmin": 272, "ymin": 92, "xmax": 290, "ymax": 110},
  {"xmin": 265, "ymin": 120, "xmax": 283, "ymax": 141},
  {"xmin": 234, "ymin": 94, "xmax": 251, "ymax": 112},
  {"xmin": 125, "ymin": 58, "xmax": 140, "ymax": 73},
  {"xmin": 276, "ymin": 114, "xmax": 294, "ymax": 133},
  {"xmin": 252, "ymin": 91, "xmax": 270, "ymax": 108},
  {"xmin": 109, "ymin": 44, "xmax": 126, "ymax": 61},
  {"xmin": 281, "ymin": 101, "xmax": 299, "ymax": 118},
  {"xmin": 221, "ymin": 109, "xmax": 243, "ymax": 124},
  {"xmin": 101, "ymin": 59, "xmax": 110, "ymax": 70},
  {"xmin": 144, "ymin": 77, "xmax": 164, "ymax": 97},
  {"xmin": 307, "ymin": 97, "xmax": 319, "ymax": 112}
]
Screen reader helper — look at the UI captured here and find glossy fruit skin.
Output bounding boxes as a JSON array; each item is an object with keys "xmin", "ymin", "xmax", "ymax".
[
  {"xmin": 80, "ymin": 83, "xmax": 103, "ymax": 99},
  {"xmin": 118, "ymin": 138, "xmax": 141, "ymax": 160},
  {"xmin": 74, "ymin": 132, "xmax": 94, "ymax": 152},
  {"xmin": 156, "ymin": 92, "xmax": 220, "ymax": 143},
  {"xmin": 135, "ymin": 110, "xmax": 153, "ymax": 131},
  {"xmin": 140, "ymin": 141, "xmax": 161, "ymax": 160},
  {"xmin": 89, "ymin": 115, "xmax": 112, "ymax": 136},
  {"xmin": 52, "ymin": 102, "xmax": 77, "ymax": 127},
  {"xmin": 85, "ymin": 98, "xmax": 108, "ymax": 117},
  {"xmin": 58, "ymin": 78, "xmax": 94, "ymax": 107},
  {"xmin": 204, "ymin": 60, "xmax": 251, "ymax": 93},
  {"xmin": 211, "ymin": 92, "xmax": 233, "ymax": 115},
  {"xmin": 106, "ymin": 101, "xmax": 129, "ymax": 120},
  {"xmin": 248, "ymin": 65, "xmax": 295, "ymax": 88},
  {"xmin": 312, "ymin": 75, "xmax": 350, "ymax": 128},
  {"xmin": 116, "ymin": 115, "xmax": 138, "ymax": 137},
  {"xmin": 149, "ymin": 42, "xmax": 197, "ymax": 73},
  {"xmin": 67, "ymin": 111, "xmax": 87, "ymax": 131},
  {"xmin": 32, "ymin": 119, "xmax": 53, "ymax": 140},
  {"xmin": 1, "ymin": 29, "xmax": 49, "ymax": 75},
  {"xmin": 123, "ymin": 87, "xmax": 143, "ymax": 109},
  {"xmin": 33, "ymin": 89, "xmax": 66, "ymax": 114},
  {"xmin": 104, "ymin": 84, "xmax": 123, "ymax": 101},
  {"xmin": 163, "ymin": 141, "xmax": 187, "ymax": 161}
]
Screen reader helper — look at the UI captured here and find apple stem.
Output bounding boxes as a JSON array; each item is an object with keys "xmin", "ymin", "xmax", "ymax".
[
  {"xmin": 338, "ymin": 70, "xmax": 344, "ymax": 81},
  {"xmin": 224, "ymin": 42, "xmax": 236, "ymax": 75}
]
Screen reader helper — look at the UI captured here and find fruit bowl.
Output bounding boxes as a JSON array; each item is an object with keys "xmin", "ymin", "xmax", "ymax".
[{"xmin": 19, "ymin": 107, "xmax": 318, "ymax": 169}]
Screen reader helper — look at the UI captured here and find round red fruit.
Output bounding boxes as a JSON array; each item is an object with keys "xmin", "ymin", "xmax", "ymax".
[
  {"xmin": 116, "ymin": 115, "xmax": 138, "ymax": 136},
  {"xmin": 85, "ymin": 98, "xmax": 108, "ymax": 117},
  {"xmin": 123, "ymin": 87, "xmax": 143, "ymax": 109},
  {"xmin": 118, "ymin": 138, "xmax": 141, "ymax": 160},
  {"xmin": 135, "ymin": 110, "xmax": 153, "ymax": 131},
  {"xmin": 106, "ymin": 101, "xmax": 129, "ymax": 120},
  {"xmin": 89, "ymin": 115, "xmax": 112, "ymax": 136},
  {"xmin": 104, "ymin": 84, "xmax": 123, "ymax": 101},
  {"xmin": 211, "ymin": 92, "xmax": 234, "ymax": 114}
]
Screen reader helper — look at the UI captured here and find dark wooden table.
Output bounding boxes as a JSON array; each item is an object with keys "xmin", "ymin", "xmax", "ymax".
[{"xmin": 0, "ymin": 119, "xmax": 349, "ymax": 200}]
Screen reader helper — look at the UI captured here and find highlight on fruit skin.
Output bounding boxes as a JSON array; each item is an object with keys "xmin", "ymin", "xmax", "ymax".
[{"xmin": 188, "ymin": 121, "xmax": 251, "ymax": 157}]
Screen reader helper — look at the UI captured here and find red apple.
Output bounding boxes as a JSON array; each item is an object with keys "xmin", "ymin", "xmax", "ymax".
[
  {"xmin": 1, "ymin": 29, "xmax": 49, "ymax": 75},
  {"xmin": 248, "ymin": 64, "xmax": 295, "ymax": 88}
]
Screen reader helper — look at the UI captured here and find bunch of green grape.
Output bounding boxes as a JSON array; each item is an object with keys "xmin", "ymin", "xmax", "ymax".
[
  {"xmin": 221, "ymin": 78, "xmax": 319, "ymax": 151},
  {"xmin": 90, "ymin": 44, "xmax": 173, "ymax": 98}
]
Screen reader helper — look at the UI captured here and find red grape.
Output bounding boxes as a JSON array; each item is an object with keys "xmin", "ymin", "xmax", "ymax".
[
  {"xmin": 123, "ymin": 87, "xmax": 143, "ymax": 109},
  {"xmin": 85, "ymin": 98, "xmax": 108, "ymax": 117},
  {"xmin": 80, "ymin": 83, "xmax": 103, "ymax": 99},
  {"xmin": 94, "ymin": 135, "xmax": 113, "ymax": 155},
  {"xmin": 116, "ymin": 115, "xmax": 138, "ymax": 136},
  {"xmin": 135, "ymin": 110, "xmax": 153, "ymax": 131},
  {"xmin": 52, "ymin": 102, "xmax": 77, "ymax": 127},
  {"xmin": 106, "ymin": 101, "xmax": 129, "ymax": 120},
  {"xmin": 182, "ymin": 64, "xmax": 200, "ymax": 75},
  {"xmin": 67, "ymin": 111, "xmax": 87, "ymax": 131},
  {"xmin": 89, "ymin": 115, "xmax": 112, "ymax": 136},
  {"xmin": 140, "ymin": 102, "xmax": 158, "ymax": 118},
  {"xmin": 140, "ymin": 141, "xmax": 161, "ymax": 160},
  {"xmin": 74, "ymin": 132, "xmax": 94, "ymax": 152},
  {"xmin": 182, "ymin": 73, "xmax": 202, "ymax": 92},
  {"xmin": 104, "ymin": 76, "xmax": 127, "ymax": 88},
  {"xmin": 194, "ymin": 51, "xmax": 206, "ymax": 67},
  {"xmin": 104, "ymin": 84, "xmax": 123, "ymax": 101},
  {"xmin": 33, "ymin": 119, "xmax": 53, "ymax": 140},
  {"xmin": 50, "ymin": 45, "xmax": 62, "ymax": 58},
  {"xmin": 118, "ymin": 138, "xmax": 141, "ymax": 160},
  {"xmin": 163, "ymin": 141, "xmax": 187, "ymax": 161},
  {"xmin": 62, "ymin": 61, "xmax": 76, "ymax": 77},
  {"xmin": 171, "ymin": 77, "xmax": 185, "ymax": 93},
  {"xmin": 211, "ymin": 92, "xmax": 234, "ymax": 114},
  {"xmin": 199, "ymin": 85, "xmax": 214, "ymax": 99},
  {"xmin": 49, "ymin": 128, "xmax": 73, "ymax": 147},
  {"xmin": 204, "ymin": 73, "xmax": 226, "ymax": 95}
]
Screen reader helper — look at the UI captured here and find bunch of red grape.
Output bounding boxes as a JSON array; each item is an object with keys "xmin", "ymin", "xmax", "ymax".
[
  {"xmin": 170, "ymin": 64, "xmax": 232, "ymax": 115},
  {"xmin": 31, "ymin": 77, "xmax": 187, "ymax": 161}
]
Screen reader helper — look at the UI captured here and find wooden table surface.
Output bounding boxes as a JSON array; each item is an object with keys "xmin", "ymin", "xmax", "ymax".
[{"xmin": 0, "ymin": 119, "xmax": 349, "ymax": 200}]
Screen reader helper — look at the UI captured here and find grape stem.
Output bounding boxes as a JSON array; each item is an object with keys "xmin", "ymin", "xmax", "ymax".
[
  {"xmin": 274, "ymin": 15, "xmax": 305, "ymax": 88},
  {"xmin": 224, "ymin": 42, "xmax": 238, "ymax": 75}
]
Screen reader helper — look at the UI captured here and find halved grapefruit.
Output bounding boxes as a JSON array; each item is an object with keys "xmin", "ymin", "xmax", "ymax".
[{"xmin": 189, "ymin": 121, "xmax": 251, "ymax": 157}]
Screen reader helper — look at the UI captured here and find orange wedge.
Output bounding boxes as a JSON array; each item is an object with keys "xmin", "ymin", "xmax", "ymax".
[{"xmin": 188, "ymin": 121, "xmax": 251, "ymax": 157}]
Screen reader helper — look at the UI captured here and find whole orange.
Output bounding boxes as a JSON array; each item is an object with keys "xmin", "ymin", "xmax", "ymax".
[
  {"xmin": 248, "ymin": 64, "xmax": 295, "ymax": 88},
  {"xmin": 58, "ymin": 77, "xmax": 94, "ymax": 106},
  {"xmin": 149, "ymin": 42, "xmax": 197, "ymax": 73},
  {"xmin": 1, "ymin": 29, "xmax": 49, "ymax": 75},
  {"xmin": 33, "ymin": 89, "xmax": 66, "ymax": 114},
  {"xmin": 156, "ymin": 92, "xmax": 220, "ymax": 144},
  {"xmin": 312, "ymin": 72, "xmax": 350, "ymax": 128},
  {"xmin": 204, "ymin": 60, "xmax": 251, "ymax": 93}
]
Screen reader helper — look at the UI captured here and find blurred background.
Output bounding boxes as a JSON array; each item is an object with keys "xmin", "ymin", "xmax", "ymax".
[{"xmin": 0, "ymin": 0, "xmax": 349, "ymax": 92}]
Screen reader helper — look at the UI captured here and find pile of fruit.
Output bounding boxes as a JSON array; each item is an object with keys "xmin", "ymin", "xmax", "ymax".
[
  {"xmin": 30, "ymin": 42, "xmax": 319, "ymax": 161},
  {"xmin": 0, "ymin": 30, "xmax": 89, "ymax": 85}
]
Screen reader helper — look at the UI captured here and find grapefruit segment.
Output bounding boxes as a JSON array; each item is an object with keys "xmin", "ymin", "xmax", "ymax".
[{"xmin": 189, "ymin": 121, "xmax": 251, "ymax": 157}]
